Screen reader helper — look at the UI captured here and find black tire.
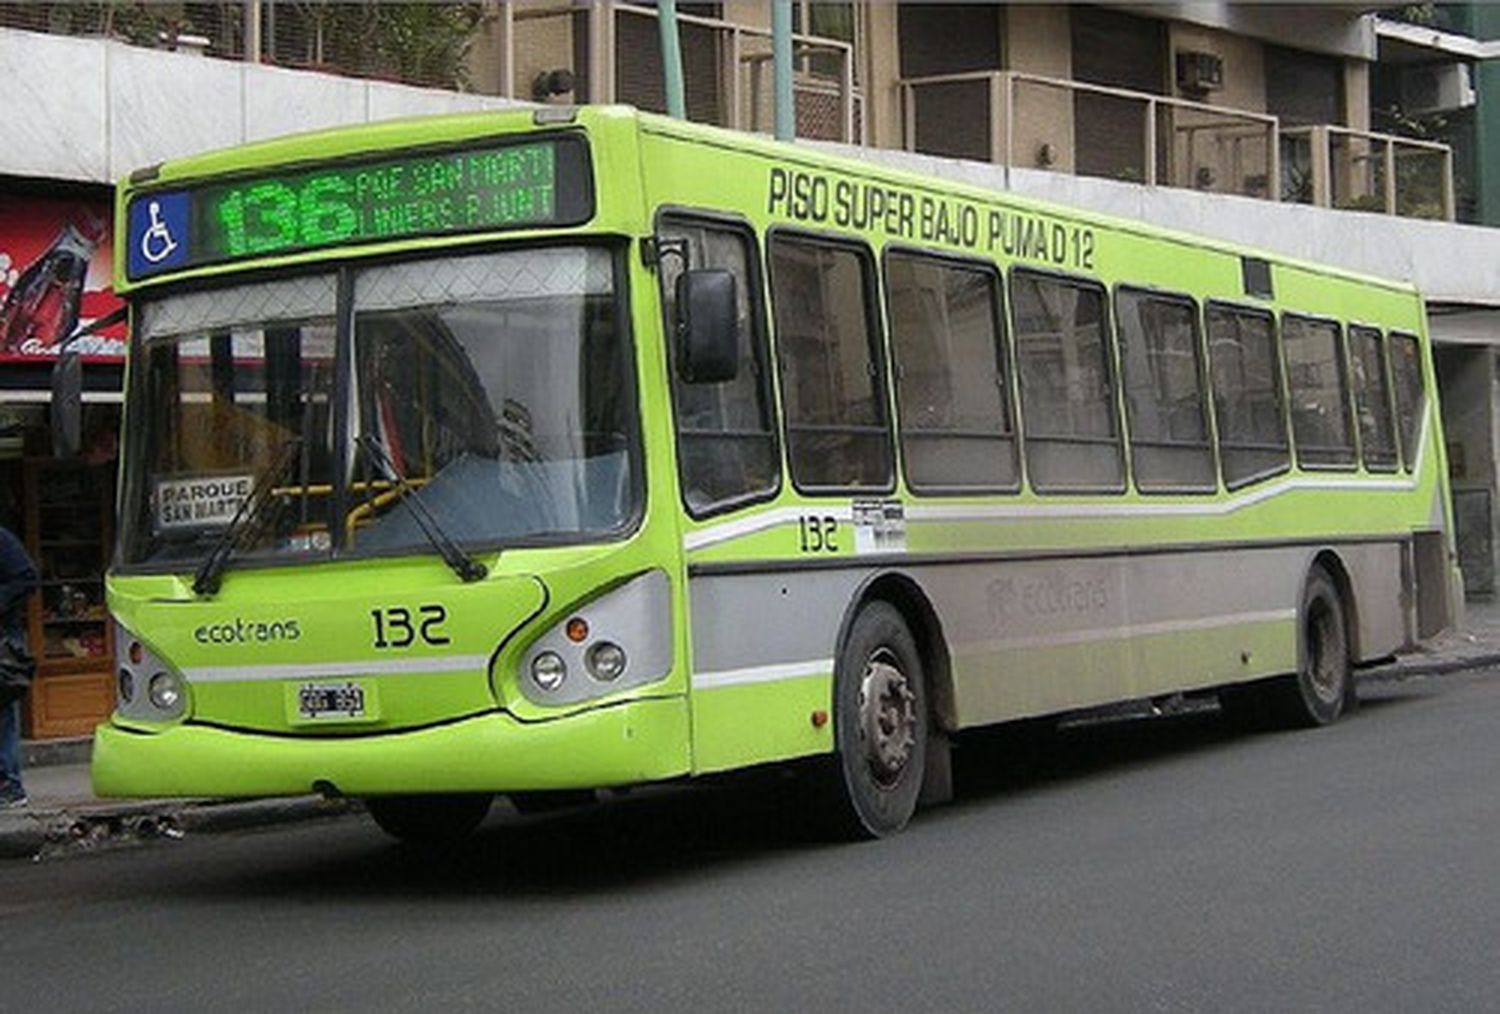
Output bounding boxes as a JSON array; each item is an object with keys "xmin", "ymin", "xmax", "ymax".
[
  {"xmin": 366, "ymin": 793, "xmax": 492, "ymax": 845},
  {"xmin": 1271, "ymin": 565, "xmax": 1352, "ymax": 727},
  {"xmin": 815, "ymin": 601, "xmax": 928, "ymax": 839}
]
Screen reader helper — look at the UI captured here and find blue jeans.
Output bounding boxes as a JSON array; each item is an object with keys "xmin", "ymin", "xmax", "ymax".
[{"xmin": 0, "ymin": 698, "xmax": 21, "ymax": 792}]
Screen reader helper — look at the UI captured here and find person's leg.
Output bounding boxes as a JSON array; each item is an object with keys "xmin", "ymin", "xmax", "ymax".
[{"xmin": 0, "ymin": 698, "xmax": 24, "ymax": 802}]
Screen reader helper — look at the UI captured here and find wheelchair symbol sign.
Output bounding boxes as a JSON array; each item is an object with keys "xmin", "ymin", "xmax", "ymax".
[
  {"xmin": 140, "ymin": 201, "xmax": 178, "ymax": 264},
  {"xmin": 127, "ymin": 192, "xmax": 189, "ymax": 278}
]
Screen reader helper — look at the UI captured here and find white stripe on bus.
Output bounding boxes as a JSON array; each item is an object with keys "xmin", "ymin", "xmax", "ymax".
[
  {"xmin": 907, "ymin": 475, "xmax": 1417, "ymax": 524},
  {"xmin": 685, "ymin": 505, "xmax": 853, "ymax": 552},
  {"xmin": 183, "ymin": 654, "xmax": 491, "ymax": 683},
  {"xmin": 692, "ymin": 658, "xmax": 833, "ymax": 690}
]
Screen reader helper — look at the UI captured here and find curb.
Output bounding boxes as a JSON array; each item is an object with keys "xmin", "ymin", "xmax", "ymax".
[
  {"xmin": 0, "ymin": 795, "xmax": 358, "ymax": 862},
  {"xmin": 21, "ymin": 736, "xmax": 92, "ymax": 770},
  {"xmin": 1361, "ymin": 650, "xmax": 1500, "ymax": 683}
]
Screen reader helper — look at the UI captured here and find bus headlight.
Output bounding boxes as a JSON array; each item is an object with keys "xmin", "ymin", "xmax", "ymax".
[
  {"xmin": 515, "ymin": 570, "xmax": 672, "ymax": 706},
  {"xmin": 585, "ymin": 642, "xmax": 626, "ymax": 681},
  {"xmin": 114, "ymin": 620, "xmax": 189, "ymax": 722},
  {"xmin": 531, "ymin": 652, "xmax": 567, "ymax": 692},
  {"xmin": 148, "ymin": 672, "xmax": 183, "ymax": 711}
]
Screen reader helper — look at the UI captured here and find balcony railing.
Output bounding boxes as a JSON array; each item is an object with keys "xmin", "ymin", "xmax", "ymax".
[
  {"xmin": 1280, "ymin": 125, "xmax": 1454, "ymax": 220},
  {"xmin": 900, "ymin": 70, "xmax": 1279, "ymax": 199},
  {"xmin": 614, "ymin": 2, "xmax": 860, "ymax": 143},
  {"xmin": 900, "ymin": 69, "xmax": 1455, "ymax": 221},
  {"xmin": 508, "ymin": 2, "xmax": 861, "ymax": 144}
]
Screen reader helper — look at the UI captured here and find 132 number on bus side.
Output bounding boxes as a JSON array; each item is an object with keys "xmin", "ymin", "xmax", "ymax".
[{"xmin": 798, "ymin": 515, "xmax": 839, "ymax": 554}]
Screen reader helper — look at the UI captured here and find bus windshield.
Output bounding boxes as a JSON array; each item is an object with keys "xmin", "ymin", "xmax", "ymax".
[{"xmin": 120, "ymin": 245, "xmax": 638, "ymax": 571}]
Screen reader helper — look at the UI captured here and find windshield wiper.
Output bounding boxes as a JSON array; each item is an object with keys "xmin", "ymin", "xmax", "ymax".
[
  {"xmin": 356, "ymin": 434, "xmax": 488, "ymax": 584},
  {"xmin": 193, "ymin": 438, "xmax": 303, "ymax": 596}
]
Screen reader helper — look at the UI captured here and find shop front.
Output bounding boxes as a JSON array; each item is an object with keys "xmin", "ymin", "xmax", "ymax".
[{"xmin": 1, "ymin": 184, "xmax": 125, "ymax": 740}]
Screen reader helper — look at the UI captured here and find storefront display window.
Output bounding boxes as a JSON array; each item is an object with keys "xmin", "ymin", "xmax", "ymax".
[{"xmin": 2, "ymin": 188, "xmax": 123, "ymax": 740}]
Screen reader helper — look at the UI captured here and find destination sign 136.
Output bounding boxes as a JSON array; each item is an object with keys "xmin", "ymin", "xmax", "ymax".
[{"xmin": 126, "ymin": 138, "xmax": 588, "ymax": 281}]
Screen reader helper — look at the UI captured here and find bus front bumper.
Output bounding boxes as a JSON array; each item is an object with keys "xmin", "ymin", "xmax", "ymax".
[{"xmin": 91, "ymin": 698, "xmax": 691, "ymax": 799}]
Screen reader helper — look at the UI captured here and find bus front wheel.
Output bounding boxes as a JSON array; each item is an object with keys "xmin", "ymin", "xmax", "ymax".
[
  {"xmin": 366, "ymin": 793, "xmax": 493, "ymax": 845},
  {"xmin": 816, "ymin": 601, "xmax": 928, "ymax": 839}
]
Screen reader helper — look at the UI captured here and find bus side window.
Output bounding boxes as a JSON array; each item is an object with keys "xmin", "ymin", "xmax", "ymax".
[
  {"xmin": 656, "ymin": 216, "xmax": 780, "ymax": 517},
  {"xmin": 1390, "ymin": 332, "xmax": 1425, "ymax": 471},
  {"xmin": 1114, "ymin": 288, "xmax": 1216, "ymax": 493},
  {"xmin": 1206, "ymin": 303, "xmax": 1289, "ymax": 489},
  {"xmin": 768, "ymin": 233, "xmax": 894, "ymax": 492},
  {"xmin": 1349, "ymin": 325, "xmax": 1399, "ymax": 473},
  {"xmin": 1010, "ymin": 269, "xmax": 1124, "ymax": 493},
  {"xmin": 885, "ymin": 250, "xmax": 1018, "ymax": 493},
  {"xmin": 1283, "ymin": 314, "xmax": 1357, "ymax": 470}
]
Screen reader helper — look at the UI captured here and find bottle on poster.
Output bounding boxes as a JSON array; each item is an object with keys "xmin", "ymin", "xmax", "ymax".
[{"xmin": 0, "ymin": 212, "xmax": 108, "ymax": 355}]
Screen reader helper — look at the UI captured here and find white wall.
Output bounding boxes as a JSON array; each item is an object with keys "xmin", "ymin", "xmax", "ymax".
[{"xmin": 0, "ymin": 28, "xmax": 522, "ymax": 184}]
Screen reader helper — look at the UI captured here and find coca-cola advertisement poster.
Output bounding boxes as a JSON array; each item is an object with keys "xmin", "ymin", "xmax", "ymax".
[{"xmin": 0, "ymin": 194, "xmax": 126, "ymax": 363}]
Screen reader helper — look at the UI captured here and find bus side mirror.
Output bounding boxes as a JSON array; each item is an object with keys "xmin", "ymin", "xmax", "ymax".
[
  {"xmin": 51, "ymin": 352, "xmax": 83, "ymax": 460},
  {"xmin": 675, "ymin": 269, "xmax": 739, "ymax": 385}
]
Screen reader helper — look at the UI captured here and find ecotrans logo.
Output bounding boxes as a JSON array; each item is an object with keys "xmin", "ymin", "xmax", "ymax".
[{"xmin": 194, "ymin": 617, "xmax": 302, "ymax": 645}]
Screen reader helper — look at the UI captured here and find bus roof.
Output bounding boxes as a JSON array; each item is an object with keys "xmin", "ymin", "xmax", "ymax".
[{"xmin": 121, "ymin": 103, "xmax": 1419, "ymax": 301}]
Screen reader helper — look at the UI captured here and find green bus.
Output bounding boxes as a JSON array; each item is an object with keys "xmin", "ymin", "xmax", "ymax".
[{"xmin": 90, "ymin": 106, "xmax": 1460, "ymax": 841}]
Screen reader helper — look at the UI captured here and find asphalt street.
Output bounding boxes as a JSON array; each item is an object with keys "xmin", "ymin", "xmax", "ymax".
[{"xmin": 5, "ymin": 668, "xmax": 1498, "ymax": 1012}]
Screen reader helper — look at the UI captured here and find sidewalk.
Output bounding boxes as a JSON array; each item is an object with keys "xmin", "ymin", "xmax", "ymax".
[
  {"xmin": 0, "ymin": 759, "xmax": 355, "ymax": 859},
  {"xmin": 5, "ymin": 598, "xmax": 1500, "ymax": 860}
]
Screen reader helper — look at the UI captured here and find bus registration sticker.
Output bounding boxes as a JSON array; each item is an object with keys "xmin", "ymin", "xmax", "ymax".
[
  {"xmin": 852, "ymin": 499, "xmax": 906, "ymax": 554},
  {"xmin": 294, "ymin": 681, "xmax": 370, "ymax": 722}
]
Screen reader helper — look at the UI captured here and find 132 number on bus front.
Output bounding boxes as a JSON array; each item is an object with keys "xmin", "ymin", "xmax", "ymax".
[{"xmin": 371, "ymin": 605, "xmax": 450, "ymax": 649}]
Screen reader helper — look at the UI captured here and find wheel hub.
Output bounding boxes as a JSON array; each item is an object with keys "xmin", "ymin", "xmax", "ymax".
[
  {"xmin": 858, "ymin": 650, "xmax": 917, "ymax": 787},
  {"xmin": 1306, "ymin": 601, "xmax": 1343, "ymax": 705}
]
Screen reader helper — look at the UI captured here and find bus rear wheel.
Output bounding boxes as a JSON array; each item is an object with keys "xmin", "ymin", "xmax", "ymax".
[
  {"xmin": 1275, "ymin": 566, "xmax": 1352, "ymax": 727},
  {"xmin": 366, "ymin": 793, "xmax": 493, "ymax": 845},
  {"xmin": 815, "ymin": 601, "xmax": 928, "ymax": 839}
]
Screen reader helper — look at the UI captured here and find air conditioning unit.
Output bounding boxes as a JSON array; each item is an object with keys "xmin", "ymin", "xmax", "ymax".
[
  {"xmin": 1401, "ymin": 63, "xmax": 1475, "ymax": 114},
  {"xmin": 1175, "ymin": 51, "xmax": 1224, "ymax": 95}
]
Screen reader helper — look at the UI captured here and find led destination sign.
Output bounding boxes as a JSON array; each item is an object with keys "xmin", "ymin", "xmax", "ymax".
[{"xmin": 126, "ymin": 137, "xmax": 591, "ymax": 280}]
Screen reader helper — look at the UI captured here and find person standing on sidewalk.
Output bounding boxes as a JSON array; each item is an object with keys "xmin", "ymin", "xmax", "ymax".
[{"xmin": 0, "ymin": 524, "xmax": 38, "ymax": 807}]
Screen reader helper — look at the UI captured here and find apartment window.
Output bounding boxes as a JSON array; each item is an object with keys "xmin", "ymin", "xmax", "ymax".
[
  {"xmin": 1071, "ymin": 5, "xmax": 1167, "ymax": 182},
  {"xmin": 886, "ymin": 251, "xmax": 1018, "ymax": 492},
  {"xmin": 1206, "ymin": 303, "xmax": 1290, "ymax": 488},
  {"xmin": 897, "ymin": 3, "xmax": 1000, "ymax": 78},
  {"xmin": 1348, "ymin": 325, "xmax": 1399, "ymax": 472},
  {"xmin": 798, "ymin": 2, "xmax": 857, "ymax": 80},
  {"xmin": 1283, "ymin": 314, "xmax": 1356, "ymax": 468},
  {"xmin": 1265, "ymin": 45, "xmax": 1344, "ymax": 127},
  {"xmin": 1011, "ymin": 270, "xmax": 1124, "ymax": 492},
  {"xmin": 1390, "ymin": 332, "xmax": 1426, "ymax": 470},
  {"xmin": 1115, "ymin": 289, "xmax": 1215, "ymax": 492},
  {"xmin": 614, "ymin": 4, "xmax": 724, "ymax": 123},
  {"xmin": 769, "ymin": 234, "xmax": 893, "ymax": 491},
  {"xmin": 897, "ymin": 3, "xmax": 1000, "ymax": 161},
  {"xmin": 657, "ymin": 216, "xmax": 780, "ymax": 516}
]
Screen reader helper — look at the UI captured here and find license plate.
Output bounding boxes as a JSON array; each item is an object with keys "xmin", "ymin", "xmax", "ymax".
[{"xmin": 296, "ymin": 681, "xmax": 366, "ymax": 720}]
